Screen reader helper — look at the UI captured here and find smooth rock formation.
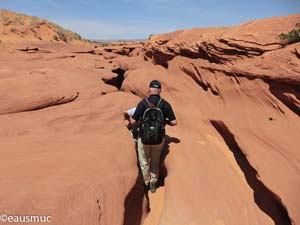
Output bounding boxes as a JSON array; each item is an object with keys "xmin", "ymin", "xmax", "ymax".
[
  {"xmin": 0, "ymin": 10, "xmax": 84, "ymax": 43},
  {"xmin": 0, "ymin": 12, "xmax": 299, "ymax": 225}
]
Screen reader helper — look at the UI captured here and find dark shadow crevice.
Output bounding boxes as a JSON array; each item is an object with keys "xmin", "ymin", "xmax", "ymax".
[
  {"xmin": 18, "ymin": 47, "xmax": 52, "ymax": 53},
  {"xmin": 218, "ymin": 39, "xmax": 265, "ymax": 56},
  {"xmin": 152, "ymin": 52, "xmax": 174, "ymax": 69},
  {"xmin": 72, "ymin": 50, "xmax": 99, "ymax": 55},
  {"xmin": 102, "ymin": 68, "xmax": 125, "ymax": 90},
  {"xmin": 122, "ymin": 118, "xmax": 180, "ymax": 224},
  {"xmin": 268, "ymin": 82, "xmax": 300, "ymax": 117},
  {"xmin": 123, "ymin": 139, "xmax": 149, "ymax": 225},
  {"xmin": 158, "ymin": 136, "xmax": 180, "ymax": 187},
  {"xmin": 211, "ymin": 120, "xmax": 292, "ymax": 225},
  {"xmin": 293, "ymin": 48, "xmax": 300, "ymax": 59},
  {"xmin": 123, "ymin": 176, "xmax": 148, "ymax": 225},
  {"xmin": 179, "ymin": 65, "xmax": 220, "ymax": 96}
]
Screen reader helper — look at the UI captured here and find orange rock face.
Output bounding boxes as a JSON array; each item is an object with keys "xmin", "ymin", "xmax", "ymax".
[
  {"xmin": 0, "ymin": 10, "xmax": 84, "ymax": 43},
  {"xmin": 0, "ymin": 13, "xmax": 299, "ymax": 225}
]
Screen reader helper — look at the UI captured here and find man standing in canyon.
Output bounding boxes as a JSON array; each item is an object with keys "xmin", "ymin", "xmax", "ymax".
[{"xmin": 129, "ymin": 80, "xmax": 177, "ymax": 193}]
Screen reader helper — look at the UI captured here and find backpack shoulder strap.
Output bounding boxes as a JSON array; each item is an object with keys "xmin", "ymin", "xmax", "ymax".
[
  {"xmin": 156, "ymin": 98, "xmax": 165, "ymax": 109},
  {"xmin": 143, "ymin": 98, "xmax": 150, "ymax": 108}
]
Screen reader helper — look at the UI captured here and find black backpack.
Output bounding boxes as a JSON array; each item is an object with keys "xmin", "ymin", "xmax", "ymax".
[{"xmin": 140, "ymin": 98, "xmax": 165, "ymax": 145}]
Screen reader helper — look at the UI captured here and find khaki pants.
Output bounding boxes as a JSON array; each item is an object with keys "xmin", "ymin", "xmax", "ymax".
[{"xmin": 137, "ymin": 137, "xmax": 165, "ymax": 185}]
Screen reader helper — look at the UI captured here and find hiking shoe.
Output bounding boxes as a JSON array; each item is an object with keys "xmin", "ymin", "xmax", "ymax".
[{"xmin": 150, "ymin": 182, "xmax": 157, "ymax": 193}]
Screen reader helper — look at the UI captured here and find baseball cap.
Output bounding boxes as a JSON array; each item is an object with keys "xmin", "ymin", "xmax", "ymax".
[{"xmin": 149, "ymin": 80, "xmax": 161, "ymax": 89}]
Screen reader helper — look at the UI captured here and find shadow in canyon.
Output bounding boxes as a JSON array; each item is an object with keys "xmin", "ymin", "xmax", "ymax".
[
  {"xmin": 122, "ymin": 128, "xmax": 180, "ymax": 225},
  {"xmin": 211, "ymin": 120, "xmax": 292, "ymax": 225}
]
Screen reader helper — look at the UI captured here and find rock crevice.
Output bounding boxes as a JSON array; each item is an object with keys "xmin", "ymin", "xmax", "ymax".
[{"xmin": 211, "ymin": 120, "xmax": 293, "ymax": 225}]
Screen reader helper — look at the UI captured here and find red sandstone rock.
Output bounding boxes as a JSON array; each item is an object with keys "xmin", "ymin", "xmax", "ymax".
[
  {"xmin": 0, "ymin": 12, "xmax": 300, "ymax": 225},
  {"xmin": 0, "ymin": 10, "xmax": 85, "ymax": 44}
]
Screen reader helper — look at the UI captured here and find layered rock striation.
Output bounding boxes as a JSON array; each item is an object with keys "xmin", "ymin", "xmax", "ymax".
[{"xmin": 0, "ymin": 13, "xmax": 299, "ymax": 225}]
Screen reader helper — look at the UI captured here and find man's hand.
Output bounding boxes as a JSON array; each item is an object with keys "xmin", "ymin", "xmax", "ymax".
[
  {"xmin": 130, "ymin": 117, "xmax": 137, "ymax": 125},
  {"xmin": 170, "ymin": 120, "xmax": 177, "ymax": 126},
  {"xmin": 166, "ymin": 119, "xmax": 177, "ymax": 126}
]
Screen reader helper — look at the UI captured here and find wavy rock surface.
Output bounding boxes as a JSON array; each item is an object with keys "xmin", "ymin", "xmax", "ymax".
[
  {"xmin": 0, "ymin": 14, "xmax": 299, "ymax": 225},
  {"xmin": 137, "ymin": 14, "xmax": 300, "ymax": 225},
  {"xmin": 0, "ymin": 42, "xmax": 149, "ymax": 225}
]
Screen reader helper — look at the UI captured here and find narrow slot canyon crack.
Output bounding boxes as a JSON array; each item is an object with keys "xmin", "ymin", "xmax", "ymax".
[
  {"xmin": 123, "ymin": 177, "xmax": 146, "ymax": 225},
  {"xmin": 122, "ymin": 136, "xmax": 174, "ymax": 225},
  {"xmin": 142, "ymin": 137, "xmax": 170, "ymax": 225},
  {"xmin": 211, "ymin": 120, "xmax": 292, "ymax": 225}
]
